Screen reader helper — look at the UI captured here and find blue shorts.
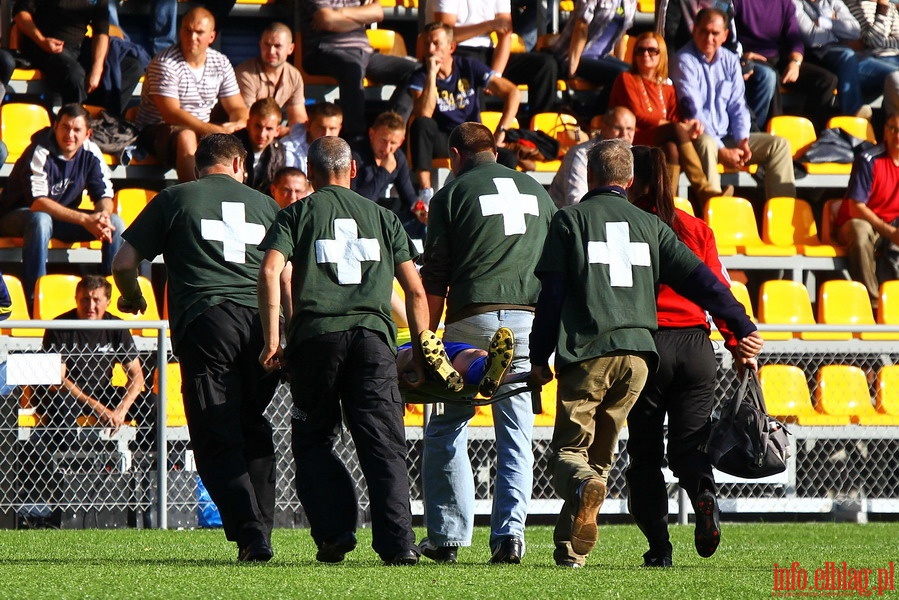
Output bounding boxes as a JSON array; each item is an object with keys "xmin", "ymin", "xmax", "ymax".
[{"xmin": 398, "ymin": 341, "xmax": 474, "ymax": 360}]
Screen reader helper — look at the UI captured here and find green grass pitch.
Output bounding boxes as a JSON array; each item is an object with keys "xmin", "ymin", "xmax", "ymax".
[{"xmin": 0, "ymin": 523, "xmax": 895, "ymax": 599}]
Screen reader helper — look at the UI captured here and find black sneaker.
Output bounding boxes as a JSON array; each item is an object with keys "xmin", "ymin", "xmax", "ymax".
[
  {"xmin": 238, "ymin": 538, "xmax": 273, "ymax": 563},
  {"xmin": 642, "ymin": 555, "xmax": 673, "ymax": 568},
  {"xmin": 489, "ymin": 536, "xmax": 523, "ymax": 564},
  {"xmin": 384, "ymin": 549, "xmax": 420, "ymax": 566},
  {"xmin": 419, "ymin": 538, "xmax": 458, "ymax": 564},
  {"xmin": 694, "ymin": 490, "xmax": 721, "ymax": 558},
  {"xmin": 316, "ymin": 532, "xmax": 357, "ymax": 563}
]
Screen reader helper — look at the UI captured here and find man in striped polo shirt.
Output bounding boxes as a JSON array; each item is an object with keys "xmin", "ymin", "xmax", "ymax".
[{"xmin": 134, "ymin": 6, "xmax": 248, "ymax": 182}]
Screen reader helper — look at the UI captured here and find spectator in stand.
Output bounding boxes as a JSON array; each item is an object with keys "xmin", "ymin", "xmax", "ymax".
[
  {"xmin": 794, "ymin": 0, "xmax": 899, "ymax": 119},
  {"xmin": 282, "ymin": 102, "xmax": 343, "ymax": 177},
  {"xmin": 550, "ymin": 0, "xmax": 637, "ymax": 115},
  {"xmin": 235, "ymin": 98, "xmax": 285, "ymax": 195},
  {"xmin": 671, "ymin": 8, "xmax": 797, "ymax": 203},
  {"xmin": 0, "ymin": 103, "xmax": 122, "ymax": 313},
  {"xmin": 845, "ymin": 0, "xmax": 899, "ymax": 119},
  {"xmin": 609, "ymin": 31, "xmax": 734, "ymax": 204},
  {"xmin": 298, "ymin": 0, "xmax": 419, "ymax": 143},
  {"xmin": 549, "ymin": 106, "xmax": 636, "ymax": 208},
  {"xmin": 836, "ymin": 113, "xmax": 899, "ymax": 305},
  {"xmin": 13, "ymin": 0, "xmax": 144, "ymax": 116},
  {"xmin": 408, "ymin": 22, "xmax": 521, "ymax": 200},
  {"xmin": 40, "ymin": 275, "xmax": 152, "ymax": 434},
  {"xmin": 235, "ymin": 22, "xmax": 307, "ymax": 134},
  {"xmin": 734, "ymin": 0, "xmax": 838, "ymax": 131},
  {"xmin": 428, "ymin": 0, "xmax": 559, "ymax": 121},
  {"xmin": 133, "ymin": 7, "xmax": 248, "ymax": 182},
  {"xmin": 270, "ymin": 167, "xmax": 311, "ymax": 208},
  {"xmin": 351, "ymin": 111, "xmax": 422, "ymax": 238},
  {"xmin": 656, "ymin": 0, "xmax": 738, "ymax": 54}
]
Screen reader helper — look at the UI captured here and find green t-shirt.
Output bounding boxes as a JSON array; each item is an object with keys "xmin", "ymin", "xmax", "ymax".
[
  {"xmin": 536, "ymin": 190, "xmax": 701, "ymax": 368},
  {"xmin": 421, "ymin": 161, "xmax": 557, "ymax": 322},
  {"xmin": 258, "ymin": 184, "xmax": 418, "ymax": 354},
  {"xmin": 122, "ymin": 174, "xmax": 280, "ymax": 350}
]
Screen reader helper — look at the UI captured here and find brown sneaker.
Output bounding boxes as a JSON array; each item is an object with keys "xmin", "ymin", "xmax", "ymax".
[
  {"xmin": 570, "ymin": 478, "xmax": 606, "ymax": 556},
  {"xmin": 478, "ymin": 327, "xmax": 515, "ymax": 398},
  {"xmin": 420, "ymin": 330, "xmax": 464, "ymax": 392}
]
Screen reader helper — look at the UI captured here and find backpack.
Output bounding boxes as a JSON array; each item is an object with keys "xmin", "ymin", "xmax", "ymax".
[{"xmin": 90, "ymin": 110, "xmax": 140, "ymax": 155}]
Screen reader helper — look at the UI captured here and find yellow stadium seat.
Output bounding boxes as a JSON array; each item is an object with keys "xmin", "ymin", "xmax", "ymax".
[
  {"xmin": 115, "ymin": 188, "xmax": 156, "ymax": 227},
  {"xmin": 878, "ymin": 280, "xmax": 899, "ymax": 328},
  {"xmin": 757, "ymin": 279, "xmax": 818, "ymax": 341},
  {"xmin": 529, "ymin": 112, "xmax": 582, "ymax": 171},
  {"xmin": 470, "ymin": 404, "xmax": 494, "ymax": 427},
  {"xmin": 817, "ymin": 279, "xmax": 880, "ymax": 341},
  {"xmin": 674, "ymin": 196, "xmax": 695, "ymax": 216},
  {"xmin": 816, "ymin": 364, "xmax": 890, "ymax": 424},
  {"xmin": 533, "ymin": 376, "xmax": 558, "ymax": 427},
  {"xmin": 768, "ymin": 115, "xmax": 851, "ymax": 175},
  {"xmin": 826, "ymin": 116, "xmax": 876, "ymax": 143},
  {"xmin": 366, "ymin": 28, "xmax": 409, "ymax": 57},
  {"xmin": 704, "ymin": 196, "xmax": 796, "ymax": 256},
  {"xmin": 490, "ymin": 31, "xmax": 527, "ymax": 53},
  {"xmin": 1, "ymin": 102, "xmax": 52, "ymax": 163},
  {"xmin": 874, "ymin": 365, "xmax": 899, "ymax": 423},
  {"xmin": 759, "ymin": 364, "xmax": 849, "ymax": 425},
  {"xmin": 34, "ymin": 274, "xmax": 81, "ymax": 321},
  {"xmin": 154, "ymin": 362, "xmax": 187, "ymax": 427},
  {"xmin": 480, "ymin": 111, "xmax": 519, "ymax": 133},
  {"xmin": 403, "ymin": 402, "xmax": 423, "ymax": 427},
  {"xmin": 762, "ymin": 197, "xmax": 845, "ymax": 257}
]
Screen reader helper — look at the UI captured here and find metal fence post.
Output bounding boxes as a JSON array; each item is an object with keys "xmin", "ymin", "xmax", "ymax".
[{"xmin": 156, "ymin": 326, "xmax": 168, "ymax": 530}]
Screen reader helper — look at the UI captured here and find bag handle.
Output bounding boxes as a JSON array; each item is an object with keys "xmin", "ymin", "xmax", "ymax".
[{"xmin": 726, "ymin": 369, "xmax": 767, "ymax": 420}]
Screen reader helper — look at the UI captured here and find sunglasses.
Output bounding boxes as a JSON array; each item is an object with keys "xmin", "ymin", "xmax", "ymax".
[{"xmin": 634, "ymin": 47, "xmax": 661, "ymax": 56}]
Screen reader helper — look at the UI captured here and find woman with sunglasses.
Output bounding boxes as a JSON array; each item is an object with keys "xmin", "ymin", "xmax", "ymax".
[{"xmin": 609, "ymin": 31, "xmax": 732, "ymax": 205}]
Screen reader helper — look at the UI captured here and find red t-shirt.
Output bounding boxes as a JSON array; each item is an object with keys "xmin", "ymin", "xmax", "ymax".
[{"xmin": 838, "ymin": 145, "xmax": 899, "ymax": 228}]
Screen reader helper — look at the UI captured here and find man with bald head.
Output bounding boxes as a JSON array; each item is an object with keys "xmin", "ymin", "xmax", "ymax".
[
  {"xmin": 258, "ymin": 136, "xmax": 429, "ymax": 566},
  {"xmin": 134, "ymin": 7, "xmax": 248, "ymax": 181},
  {"xmin": 235, "ymin": 22, "xmax": 308, "ymax": 132},
  {"xmin": 549, "ymin": 106, "xmax": 636, "ymax": 209}
]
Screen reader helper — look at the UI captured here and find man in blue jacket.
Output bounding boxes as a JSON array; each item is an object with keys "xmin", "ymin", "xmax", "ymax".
[{"xmin": 0, "ymin": 103, "xmax": 122, "ymax": 314}]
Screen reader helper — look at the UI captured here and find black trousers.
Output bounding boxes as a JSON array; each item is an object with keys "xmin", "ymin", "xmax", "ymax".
[
  {"xmin": 177, "ymin": 301, "xmax": 278, "ymax": 549},
  {"xmin": 288, "ymin": 328, "xmax": 416, "ymax": 561},
  {"xmin": 624, "ymin": 327, "xmax": 717, "ymax": 558},
  {"xmin": 409, "ymin": 116, "xmax": 518, "ymax": 175},
  {"xmin": 454, "ymin": 46, "xmax": 558, "ymax": 119}
]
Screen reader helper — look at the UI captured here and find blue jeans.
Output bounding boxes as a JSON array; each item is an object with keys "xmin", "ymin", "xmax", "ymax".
[
  {"xmin": 149, "ymin": 0, "xmax": 178, "ymax": 55},
  {"xmin": 423, "ymin": 309, "xmax": 535, "ymax": 553},
  {"xmin": 745, "ymin": 61, "xmax": 777, "ymax": 130},
  {"xmin": 817, "ymin": 45, "xmax": 899, "ymax": 114},
  {"xmin": 0, "ymin": 208, "xmax": 125, "ymax": 305}
]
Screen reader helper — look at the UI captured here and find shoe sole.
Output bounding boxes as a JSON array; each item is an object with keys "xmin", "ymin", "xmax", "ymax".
[
  {"xmin": 478, "ymin": 327, "xmax": 515, "ymax": 398},
  {"xmin": 571, "ymin": 479, "xmax": 605, "ymax": 556},
  {"xmin": 694, "ymin": 491, "xmax": 721, "ymax": 558},
  {"xmin": 420, "ymin": 330, "xmax": 464, "ymax": 392}
]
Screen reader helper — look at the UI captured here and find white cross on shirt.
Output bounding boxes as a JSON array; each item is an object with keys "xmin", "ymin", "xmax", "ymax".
[
  {"xmin": 200, "ymin": 202, "xmax": 266, "ymax": 264},
  {"xmin": 479, "ymin": 177, "xmax": 539, "ymax": 235},
  {"xmin": 315, "ymin": 218, "xmax": 381, "ymax": 285},
  {"xmin": 588, "ymin": 222, "xmax": 651, "ymax": 287}
]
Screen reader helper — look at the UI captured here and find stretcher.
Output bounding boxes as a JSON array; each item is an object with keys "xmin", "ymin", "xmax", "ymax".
[{"xmin": 400, "ymin": 372, "xmax": 543, "ymax": 414}]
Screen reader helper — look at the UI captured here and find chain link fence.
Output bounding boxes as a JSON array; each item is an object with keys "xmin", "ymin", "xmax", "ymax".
[{"xmin": 1, "ymin": 323, "xmax": 898, "ymax": 529}]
